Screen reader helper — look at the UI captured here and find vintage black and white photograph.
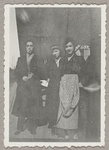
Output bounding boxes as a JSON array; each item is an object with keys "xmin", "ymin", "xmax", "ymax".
[{"xmin": 4, "ymin": 4, "xmax": 106, "ymax": 147}]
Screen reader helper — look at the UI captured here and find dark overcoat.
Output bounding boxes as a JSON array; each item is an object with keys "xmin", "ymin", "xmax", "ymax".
[
  {"xmin": 11, "ymin": 55, "xmax": 43, "ymax": 119},
  {"xmin": 45, "ymin": 57, "xmax": 64, "ymax": 126}
]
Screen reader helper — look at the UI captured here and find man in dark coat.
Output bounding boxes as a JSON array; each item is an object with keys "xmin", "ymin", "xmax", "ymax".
[
  {"xmin": 12, "ymin": 41, "xmax": 43, "ymax": 135},
  {"xmin": 45, "ymin": 46, "xmax": 64, "ymax": 129}
]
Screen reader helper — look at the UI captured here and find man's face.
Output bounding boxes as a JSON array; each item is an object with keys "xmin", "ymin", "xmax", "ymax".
[
  {"xmin": 52, "ymin": 49, "xmax": 60, "ymax": 59},
  {"xmin": 65, "ymin": 42, "xmax": 74, "ymax": 55},
  {"xmin": 26, "ymin": 41, "xmax": 34, "ymax": 54}
]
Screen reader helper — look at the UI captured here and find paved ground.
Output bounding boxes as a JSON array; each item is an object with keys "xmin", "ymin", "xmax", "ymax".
[
  {"xmin": 9, "ymin": 82, "xmax": 100, "ymax": 142},
  {"xmin": 9, "ymin": 113, "xmax": 60, "ymax": 141},
  {"xmin": 9, "ymin": 82, "xmax": 66, "ymax": 142}
]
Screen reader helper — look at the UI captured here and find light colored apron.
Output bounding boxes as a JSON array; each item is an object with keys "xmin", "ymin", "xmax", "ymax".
[{"xmin": 56, "ymin": 74, "xmax": 79, "ymax": 129}]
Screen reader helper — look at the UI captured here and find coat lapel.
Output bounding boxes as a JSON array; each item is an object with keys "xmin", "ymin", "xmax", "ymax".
[{"xmin": 21, "ymin": 56, "xmax": 28, "ymax": 71}]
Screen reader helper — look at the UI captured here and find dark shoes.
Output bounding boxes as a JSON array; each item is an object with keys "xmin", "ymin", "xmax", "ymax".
[
  {"xmin": 48, "ymin": 124, "xmax": 54, "ymax": 129},
  {"xmin": 14, "ymin": 130, "xmax": 22, "ymax": 135},
  {"xmin": 15, "ymin": 129, "xmax": 37, "ymax": 135},
  {"xmin": 14, "ymin": 129, "xmax": 36, "ymax": 135},
  {"xmin": 29, "ymin": 130, "xmax": 36, "ymax": 135},
  {"xmin": 14, "ymin": 120, "xmax": 27, "ymax": 135}
]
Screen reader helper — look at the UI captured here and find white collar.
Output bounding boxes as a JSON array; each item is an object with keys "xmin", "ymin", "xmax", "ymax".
[
  {"xmin": 54, "ymin": 57, "xmax": 61, "ymax": 67},
  {"xmin": 68, "ymin": 54, "xmax": 74, "ymax": 61},
  {"xmin": 26, "ymin": 53, "xmax": 34, "ymax": 64},
  {"xmin": 55, "ymin": 57, "xmax": 61, "ymax": 62}
]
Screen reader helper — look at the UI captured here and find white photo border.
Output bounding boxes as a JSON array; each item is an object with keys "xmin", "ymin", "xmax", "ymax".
[{"xmin": 4, "ymin": 4, "xmax": 106, "ymax": 147}]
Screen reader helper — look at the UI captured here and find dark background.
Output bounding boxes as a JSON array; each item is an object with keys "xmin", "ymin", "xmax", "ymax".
[{"xmin": 16, "ymin": 7, "xmax": 101, "ymax": 81}]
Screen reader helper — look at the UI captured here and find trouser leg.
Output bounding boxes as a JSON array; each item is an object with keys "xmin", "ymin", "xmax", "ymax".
[
  {"xmin": 26, "ymin": 118, "xmax": 38, "ymax": 135},
  {"xmin": 48, "ymin": 100, "xmax": 59, "ymax": 127},
  {"xmin": 17, "ymin": 116, "xmax": 26, "ymax": 132}
]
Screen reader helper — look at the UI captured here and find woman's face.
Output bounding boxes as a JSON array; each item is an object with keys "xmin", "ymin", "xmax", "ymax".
[{"xmin": 65, "ymin": 42, "xmax": 74, "ymax": 55}]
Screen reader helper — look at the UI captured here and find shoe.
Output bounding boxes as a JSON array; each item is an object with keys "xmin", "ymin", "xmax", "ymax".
[
  {"xmin": 48, "ymin": 124, "xmax": 54, "ymax": 129},
  {"xmin": 30, "ymin": 130, "xmax": 36, "ymax": 135},
  {"xmin": 51, "ymin": 127, "xmax": 56, "ymax": 136},
  {"xmin": 57, "ymin": 136, "xmax": 65, "ymax": 139},
  {"xmin": 73, "ymin": 133, "xmax": 78, "ymax": 140},
  {"xmin": 65, "ymin": 135, "xmax": 70, "ymax": 139},
  {"xmin": 14, "ymin": 130, "xmax": 22, "ymax": 135},
  {"xmin": 23, "ymin": 122, "xmax": 27, "ymax": 131}
]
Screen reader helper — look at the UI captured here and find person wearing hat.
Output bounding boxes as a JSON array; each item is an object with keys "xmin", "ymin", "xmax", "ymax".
[{"xmin": 45, "ymin": 45, "xmax": 64, "ymax": 129}]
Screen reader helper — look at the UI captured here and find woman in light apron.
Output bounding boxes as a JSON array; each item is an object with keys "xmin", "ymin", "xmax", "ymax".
[{"xmin": 54, "ymin": 37, "xmax": 85, "ymax": 139}]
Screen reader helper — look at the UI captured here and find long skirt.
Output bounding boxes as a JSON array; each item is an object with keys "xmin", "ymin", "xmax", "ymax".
[{"xmin": 54, "ymin": 74, "xmax": 80, "ymax": 138}]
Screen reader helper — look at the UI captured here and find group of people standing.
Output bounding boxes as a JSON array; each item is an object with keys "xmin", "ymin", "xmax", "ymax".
[{"xmin": 11, "ymin": 37, "xmax": 91, "ymax": 140}]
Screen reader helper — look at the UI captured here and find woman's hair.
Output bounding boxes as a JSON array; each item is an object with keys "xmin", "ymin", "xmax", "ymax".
[{"xmin": 64, "ymin": 37, "xmax": 75, "ymax": 48}]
